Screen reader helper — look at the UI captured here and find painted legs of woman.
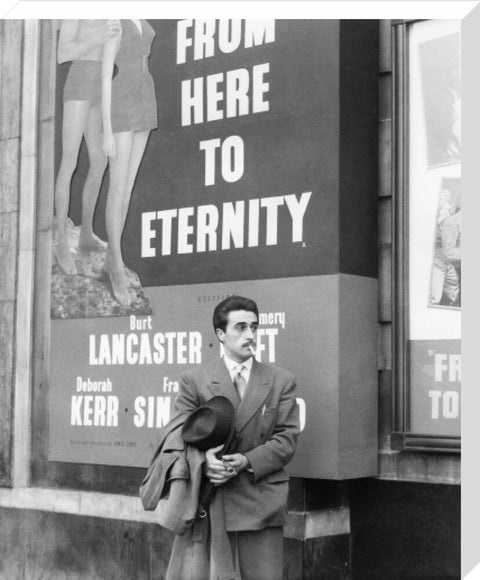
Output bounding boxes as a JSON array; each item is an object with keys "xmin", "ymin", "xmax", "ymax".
[
  {"xmin": 104, "ymin": 129, "xmax": 150, "ymax": 306},
  {"xmin": 54, "ymin": 99, "xmax": 107, "ymax": 274}
]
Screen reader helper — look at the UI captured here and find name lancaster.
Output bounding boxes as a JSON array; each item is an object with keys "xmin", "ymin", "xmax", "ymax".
[
  {"xmin": 89, "ymin": 331, "xmax": 203, "ymax": 366},
  {"xmin": 141, "ymin": 192, "xmax": 312, "ymax": 257}
]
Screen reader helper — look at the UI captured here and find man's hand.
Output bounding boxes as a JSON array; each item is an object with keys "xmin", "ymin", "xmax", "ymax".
[
  {"xmin": 205, "ymin": 444, "xmax": 237, "ymax": 487},
  {"xmin": 221, "ymin": 453, "xmax": 250, "ymax": 473}
]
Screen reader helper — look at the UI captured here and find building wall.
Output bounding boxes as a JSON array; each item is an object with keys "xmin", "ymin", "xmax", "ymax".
[
  {"xmin": 350, "ymin": 479, "xmax": 460, "ymax": 580},
  {"xmin": 0, "ymin": 508, "xmax": 174, "ymax": 580},
  {"xmin": 0, "ymin": 18, "xmax": 21, "ymax": 488}
]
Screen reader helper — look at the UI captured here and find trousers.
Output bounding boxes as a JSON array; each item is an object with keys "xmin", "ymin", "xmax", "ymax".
[{"xmin": 228, "ymin": 527, "xmax": 283, "ymax": 580}]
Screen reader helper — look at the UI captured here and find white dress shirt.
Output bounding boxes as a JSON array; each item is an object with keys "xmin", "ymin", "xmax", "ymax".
[{"xmin": 223, "ymin": 354, "xmax": 253, "ymax": 385}]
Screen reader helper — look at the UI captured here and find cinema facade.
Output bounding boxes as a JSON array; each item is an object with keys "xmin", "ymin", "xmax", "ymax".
[{"xmin": 0, "ymin": 19, "xmax": 460, "ymax": 579}]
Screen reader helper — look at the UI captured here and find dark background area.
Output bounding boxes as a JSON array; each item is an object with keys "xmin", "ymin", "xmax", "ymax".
[{"xmin": 349, "ymin": 479, "xmax": 460, "ymax": 579}]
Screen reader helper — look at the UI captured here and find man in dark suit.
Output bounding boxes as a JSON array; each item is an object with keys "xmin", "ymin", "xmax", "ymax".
[{"xmin": 174, "ymin": 295, "xmax": 300, "ymax": 580}]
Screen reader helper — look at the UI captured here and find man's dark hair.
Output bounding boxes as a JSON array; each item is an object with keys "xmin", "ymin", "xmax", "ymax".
[{"xmin": 213, "ymin": 296, "xmax": 259, "ymax": 332}]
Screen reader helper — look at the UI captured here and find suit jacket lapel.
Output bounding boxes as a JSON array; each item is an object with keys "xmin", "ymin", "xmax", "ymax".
[
  {"xmin": 207, "ymin": 359, "xmax": 241, "ymax": 409},
  {"xmin": 235, "ymin": 360, "xmax": 272, "ymax": 432}
]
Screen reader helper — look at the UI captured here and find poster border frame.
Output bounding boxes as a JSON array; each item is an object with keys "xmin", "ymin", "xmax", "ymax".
[{"xmin": 392, "ymin": 19, "xmax": 461, "ymax": 453}]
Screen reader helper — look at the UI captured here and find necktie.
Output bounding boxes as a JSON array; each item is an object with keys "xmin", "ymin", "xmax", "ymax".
[{"xmin": 233, "ymin": 365, "xmax": 247, "ymax": 399}]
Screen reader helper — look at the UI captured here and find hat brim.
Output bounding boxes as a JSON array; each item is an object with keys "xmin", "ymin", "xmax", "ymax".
[{"xmin": 181, "ymin": 396, "xmax": 236, "ymax": 452}]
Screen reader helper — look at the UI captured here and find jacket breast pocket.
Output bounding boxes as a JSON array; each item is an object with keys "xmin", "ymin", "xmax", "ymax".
[{"xmin": 256, "ymin": 406, "xmax": 278, "ymax": 442}]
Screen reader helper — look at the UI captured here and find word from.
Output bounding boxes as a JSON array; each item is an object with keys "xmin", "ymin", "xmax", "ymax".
[{"xmin": 177, "ymin": 20, "xmax": 275, "ymax": 64}]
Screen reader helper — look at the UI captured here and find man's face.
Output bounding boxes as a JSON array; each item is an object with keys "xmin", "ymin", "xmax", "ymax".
[{"xmin": 216, "ymin": 310, "xmax": 258, "ymax": 363}]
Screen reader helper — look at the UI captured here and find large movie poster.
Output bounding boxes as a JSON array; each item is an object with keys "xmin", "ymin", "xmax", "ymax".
[
  {"xmin": 50, "ymin": 20, "xmax": 331, "ymax": 469},
  {"xmin": 49, "ymin": 20, "xmax": 378, "ymax": 477},
  {"xmin": 52, "ymin": 19, "xmax": 338, "ymax": 320}
]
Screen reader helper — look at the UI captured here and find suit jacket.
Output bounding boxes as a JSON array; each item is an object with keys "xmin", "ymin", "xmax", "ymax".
[{"xmin": 175, "ymin": 358, "xmax": 300, "ymax": 532}]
